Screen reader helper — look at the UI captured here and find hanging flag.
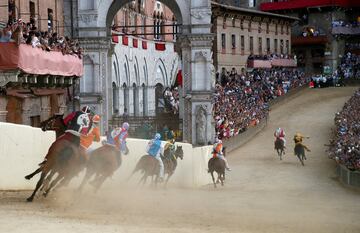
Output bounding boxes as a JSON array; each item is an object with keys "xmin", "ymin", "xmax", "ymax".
[{"xmin": 176, "ymin": 62, "xmax": 183, "ymax": 87}]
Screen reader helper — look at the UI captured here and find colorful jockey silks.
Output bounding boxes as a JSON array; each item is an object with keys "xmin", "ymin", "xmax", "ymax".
[{"xmin": 148, "ymin": 139, "xmax": 162, "ymax": 157}]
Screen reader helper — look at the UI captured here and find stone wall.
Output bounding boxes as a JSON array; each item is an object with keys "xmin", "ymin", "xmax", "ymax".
[
  {"xmin": 0, "ymin": 122, "xmax": 215, "ymax": 190},
  {"xmin": 337, "ymin": 164, "xmax": 360, "ymax": 188}
]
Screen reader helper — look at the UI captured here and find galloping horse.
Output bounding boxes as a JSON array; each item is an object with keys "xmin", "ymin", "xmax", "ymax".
[
  {"xmin": 208, "ymin": 147, "xmax": 226, "ymax": 188},
  {"xmin": 130, "ymin": 145, "xmax": 184, "ymax": 185},
  {"xmin": 25, "ymin": 114, "xmax": 87, "ymax": 201},
  {"xmin": 274, "ymin": 138, "xmax": 285, "ymax": 160},
  {"xmin": 294, "ymin": 144, "xmax": 306, "ymax": 166},
  {"xmin": 26, "ymin": 133, "xmax": 84, "ymax": 201},
  {"xmin": 78, "ymin": 144, "xmax": 122, "ymax": 192},
  {"xmin": 25, "ymin": 114, "xmax": 66, "ymax": 181}
]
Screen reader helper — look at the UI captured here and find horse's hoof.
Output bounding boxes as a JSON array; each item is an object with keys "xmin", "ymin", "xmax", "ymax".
[
  {"xmin": 25, "ymin": 175, "xmax": 31, "ymax": 180},
  {"xmin": 26, "ymin": 197, "xmax": 33, "ymax": 202}
]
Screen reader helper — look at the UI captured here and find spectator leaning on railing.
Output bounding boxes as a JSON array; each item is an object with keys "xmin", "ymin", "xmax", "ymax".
[{"xmin": 0, "ymin": 19, "xmax": 83, "ymax": 59}]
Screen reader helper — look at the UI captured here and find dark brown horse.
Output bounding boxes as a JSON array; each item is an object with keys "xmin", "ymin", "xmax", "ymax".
[
  {"xmin": 208, "ymin": 147, "xmax": 226, "ymax": 188},
  {"xmin": 78, "ymin": 144, "xmax": 122, "ymax": 192},
  {"xmin": 26, "ymin": 133, "xmax": 84, "ymax": 202},
  {"xmin": 275, "ymin": 138, "xmax": 285, "ymax": 160},
  {"xmin": 130, "ymin": 145, "xmax": 183, "ymax": 185},
  {"xmin": 40, "ymin": 114, "xmax": 66, "ymax": 138},
  {"xmin": 24, "ymin": 114, "xmax": 67, "ymax": 181}
]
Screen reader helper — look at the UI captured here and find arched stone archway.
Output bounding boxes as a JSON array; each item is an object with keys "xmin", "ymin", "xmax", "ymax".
[{"xmin": 73, "ymin": 0, "xmax": 215, "ymax": 145}]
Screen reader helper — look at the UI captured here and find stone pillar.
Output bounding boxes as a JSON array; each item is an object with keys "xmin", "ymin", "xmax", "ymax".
[
  {"xmin": 40, "ymin": 96, "xmax": 51, "ymax": 121},
  {"xmin": 147, "ymin": 86, "xmax": 156, "ymax": 117},
  {"xmin": 138, "ymin": 85, "xmax": 144, "ymax": 116},
  {"xmin": 21, "ymin": 98, "xmax": 32, "ymax": 126},
  {"xmin": 118, "ymin": 88, "xmax": 125, "ymax": 115},
  {"xmin": 78, "ymin": 38, "xmax": 111, "ymax": 134},
  {"xmin": 180, "ymin": 34, "xmax": 215, "ymax": 144},
  {"xmin": 0, "ymin": 97, "xmax": 8, "ymax": 122},
  {"xmin": 170, "ymin": 1, "xmax": 215, "ymax": 145},
  {"xmin": 128, "ymin": 86, "xmax": 134, "ymax": 116}
]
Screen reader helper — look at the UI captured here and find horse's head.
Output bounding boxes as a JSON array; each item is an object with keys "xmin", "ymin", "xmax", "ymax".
[
  {"xmin": 40, "ymin": 114, "xmax": 65, "ymax": 132},
  {"xmin": 175, "ymin": 146, "xmax": 184, "ymax": 160}
]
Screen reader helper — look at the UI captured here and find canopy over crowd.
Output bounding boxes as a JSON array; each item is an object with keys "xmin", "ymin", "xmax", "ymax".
[{"xmin": 328, "ymin": 89, "xmax": 360, "ymax": 171}]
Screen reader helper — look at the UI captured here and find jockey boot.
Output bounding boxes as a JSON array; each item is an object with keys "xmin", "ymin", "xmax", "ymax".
[{"xmin": 226, "ymin": 167, "xmax": 232, "ymax": 171}]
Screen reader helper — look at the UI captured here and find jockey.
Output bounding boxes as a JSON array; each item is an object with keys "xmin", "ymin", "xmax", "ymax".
[
  {"xmin": 212, "ymin": 138, "xmax": 231, "ymax": 171},
  {"xmin": 293, "ymin": 132, "xmax": 311, "ymax": 152},
  {"xmin": 42, "ymin": 109, "xmax": 90, "ymax": 164},
  {"xmin": 274, "ymin": 127, "xmax": 286, "ymax": 149},
  {"xmin": 63, "ymin": 105, "xmax": 92, "ymax": 136},
  {"xmin": 146, "ymin": 133, "xmax": 165, "ymax": 182},
  {"xmin": 164, "ymin": 138, "xmax": 176, "ymax": 157},
  {"xmin": 106, "ymin": 122, "xmax": 129, "ymax": 155},
  {"xmin": 80, "ymin": 114, "xmax": 101, "ymax": 153}
]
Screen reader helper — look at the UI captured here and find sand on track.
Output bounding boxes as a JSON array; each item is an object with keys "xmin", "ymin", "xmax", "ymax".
[{"xmin": 0, "ymin": 87, "xmax": 359, "ymax": 233}]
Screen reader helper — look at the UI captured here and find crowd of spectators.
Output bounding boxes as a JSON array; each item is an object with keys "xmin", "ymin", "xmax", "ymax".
[
  {"xmin": 247, "ymin": 53, "xmax": 295, "ymax": 60},
  {"xmin": 163, "ymin": 87, "xmax": 179, "ymax": 114},
  {"xmin": 335, "ymin": 52, "xmax": 360, "ymax": 80},
  {"xmin": 332, "ymin": 19, "xmax": 360, "ymax": 28},
  {"xmin": 328, "ymin": 89, "xmax": 360, "ymax": 171},
  {"xmin": 0, "ymin": 19, "xmax": 82, "ymax": 58},
  {"xmin": 214, "ymin": 68, "xmax": 307, "ymax": 139}
]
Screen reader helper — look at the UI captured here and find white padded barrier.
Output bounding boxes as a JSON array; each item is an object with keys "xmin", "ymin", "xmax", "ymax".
[{"xmin": 0, "ymin": 122, "xmax": 214, "ymax": 190}]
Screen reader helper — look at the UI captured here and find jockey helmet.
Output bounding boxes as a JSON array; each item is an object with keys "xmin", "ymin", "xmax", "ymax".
[
  {"xmin": 154, "ymin": 133, "xmax": 161, "ymax": 140},
  {"xmin": 122, "ymin": 122, "xmax": 129, "ymax": 130},
  {"xmin": 215, "ymin": 138, "xmax": 222, "ymax": 144},
  {"xmin": 92, "ymin": 115, "xmax": 100, "ymax": 123},
  {"xmin": 81, "ymin": 105, "xmax": 91, "ymax": 114}
]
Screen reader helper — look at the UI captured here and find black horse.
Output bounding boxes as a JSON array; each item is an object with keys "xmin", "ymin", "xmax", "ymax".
[
  {"xmin": 294, "ymin": 144, "xmax": 307, "ymax": 166},
  {"xmin": 130, "ymin": 145, "xmax": 184, "ymax": 186},
  {"xmin": 275, "ymin": 138, "xmax": 285, "ymax": 160},
  {"xmin": 208, "ymin": 147, "xmax": 226, "ymax": 188}
]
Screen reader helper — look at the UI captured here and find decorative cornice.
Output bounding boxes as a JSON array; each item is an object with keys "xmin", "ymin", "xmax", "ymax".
[{"xmin": 79, "ymin": 38, "xmax": 111, "ymax": 50}]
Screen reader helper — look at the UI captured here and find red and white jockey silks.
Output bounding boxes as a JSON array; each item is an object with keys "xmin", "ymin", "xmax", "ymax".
[{"xmin": 274, "ymin": 128, "xmax": 286, "ymax": 146}]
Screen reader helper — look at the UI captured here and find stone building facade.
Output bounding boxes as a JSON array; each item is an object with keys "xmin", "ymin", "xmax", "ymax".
[
  {"xmin": 65, "ymin": 0, "xmax": 215, "ymax": 145},
  {"xmin": 0, "ymin": 0, "xmax": 77, "ymax": 127},
  {"xmin": 0, "ymin": 0, "xmax": 64, "ymax": 34},
  {"xmin": 260, "ymin": 0, "xmax": 360, "ymax": 75},
  {"xmin": 212, "ymin": 2, "xmax": 297, "ymax": 72}
]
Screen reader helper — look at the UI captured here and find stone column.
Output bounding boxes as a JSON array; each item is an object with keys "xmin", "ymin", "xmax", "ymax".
[
  {"xmin": 138, "ymin": 85, "xmax": 144, "ymax": 116},
  {"xmin": 78, "ymin": 38, "xmax": 111, "ymax": 134},
  {"xmin": 0, "ymin": 97, "xmax": 8, "ymax": 122},
  {"xmin": 174, "ymin": 1, "xmax": 215, "ymax": 145},
  {"xmin": 147, "ymin": 86, "xmax": 156, "ymax": 117},
  {"xmin": 40, "ymin": 96, "xmax": 51, "ymax": 121}
]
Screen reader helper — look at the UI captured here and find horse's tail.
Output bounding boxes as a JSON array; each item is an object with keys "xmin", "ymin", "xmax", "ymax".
[{"xmin": 128, "ymin": 155, "xmax": 147, "ymax": 181}]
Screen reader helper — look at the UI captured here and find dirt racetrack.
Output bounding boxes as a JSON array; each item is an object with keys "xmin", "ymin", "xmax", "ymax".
[{"xmin": 0, "ymin": 87, "xmax": 359, "ymax": 233}]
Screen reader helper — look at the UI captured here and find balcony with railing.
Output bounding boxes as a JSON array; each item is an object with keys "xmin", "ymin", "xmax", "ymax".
[{"xmin": 0, "ymin": 43, "xmax": 83, "ymax": 87}]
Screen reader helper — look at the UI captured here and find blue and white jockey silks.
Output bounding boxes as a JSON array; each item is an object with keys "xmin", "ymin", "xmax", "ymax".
[
  {"xmin": 146, "ymin": 133, "xmax": 164, "ymax": 179},
  {"xmin": 147, "ymin": 139, "xmax": 162, "ymax": 157}
]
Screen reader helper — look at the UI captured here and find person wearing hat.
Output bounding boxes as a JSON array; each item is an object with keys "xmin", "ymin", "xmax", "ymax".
[
  {"xmin": 212, "ymin": 138, "xmax": 231, "ymax": 171},
  {"xmin": 80, "ymin": 114, "xmax": 101, "ymax": 153},
  {"xmin": 146, "ymin": 133, "xmax": 165, "ymax": 181}
]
